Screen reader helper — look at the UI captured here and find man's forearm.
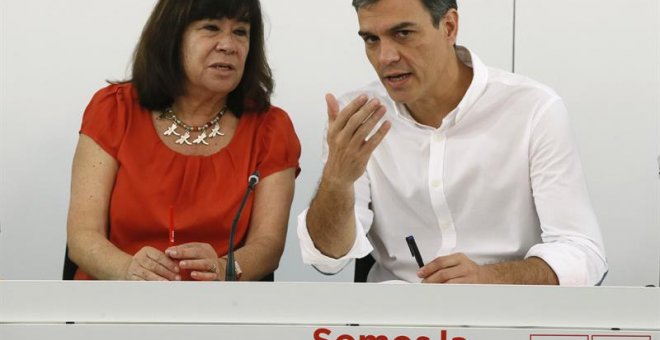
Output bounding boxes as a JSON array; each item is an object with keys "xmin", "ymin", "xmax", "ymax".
[
  {"xmin": 306, "ymin": 177, "xmax": 357, "ymax": 259},
  {"xmin": 305, "ymin": 93, "xmax": 389, "ymax": 260},
  {"xmin": 484, "ymin": 257, "xmax": 559, "ymax": 285}
]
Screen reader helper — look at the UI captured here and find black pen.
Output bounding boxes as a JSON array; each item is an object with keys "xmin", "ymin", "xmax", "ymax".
[{"xmin": 405, "ymin": 235, "xmax": 425, "ymax": 268}]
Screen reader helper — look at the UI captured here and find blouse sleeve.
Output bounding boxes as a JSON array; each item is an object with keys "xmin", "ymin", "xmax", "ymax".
[
  {"xmin": 255, "ymin": 107, "xmax": 302, "ymax": 179},
  {"xmin": 79, "ymin": 84, "xmax": 130, "ymax": 159}
]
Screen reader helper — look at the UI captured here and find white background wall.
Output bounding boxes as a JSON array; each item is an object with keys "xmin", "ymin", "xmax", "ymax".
[{"xmin": 0, "ymin": 0, "xmax": 657, "ymax": 286}]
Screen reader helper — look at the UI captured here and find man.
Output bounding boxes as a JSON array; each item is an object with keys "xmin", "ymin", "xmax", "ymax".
[{"xmin": 297, "ymin": 0, "xmax": 607, "ymax": 285}]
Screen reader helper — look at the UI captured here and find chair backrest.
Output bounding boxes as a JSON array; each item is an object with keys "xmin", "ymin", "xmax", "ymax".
[
  {"xmin": 354, "ymin": 253, "xmax": 375, "ymax": 283},
  {"xmin": 62, "ymin": 245, "xmax": 78, "ymax": 280},
  {"xmin": 260, "ymin": 273, "xmax": 274, "ymax": 282}
]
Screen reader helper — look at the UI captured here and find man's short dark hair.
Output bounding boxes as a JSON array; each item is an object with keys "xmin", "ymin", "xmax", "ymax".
[
  {"xmin": 131, "ymin": 0, "xmax": 273, "ymax": 116},
  {"xmin": 352, "ymin": 0, "xmax": 458, "ymax": 28}
]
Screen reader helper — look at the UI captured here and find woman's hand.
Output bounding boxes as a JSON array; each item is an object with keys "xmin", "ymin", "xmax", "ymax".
[
  {"xmin": 124, "ymin": 246, "xmax": 180, "ymax": 281},
  {"xmin": 166, "ymin": 242, "xmax": 225, "ymax": 281}
]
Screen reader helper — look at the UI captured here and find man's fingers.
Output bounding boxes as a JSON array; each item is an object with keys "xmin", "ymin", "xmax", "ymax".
[
  {"xmin": 418, "ymin": 253, "xmax": 483, "ymax": 284},
  {"xmin": 327, "ymin": 95, "xmax": 385, "ymax": 158},
  {"xmin": 325, "ymin": 93, "xmax": 340, "ymax": 122},
  {"xmin": 351, "ymin": 104, "xmax": 388, "ymax": 147},
  {"xmin": 363, "ymin": 120, "xmax": 391, "ymax": 154},
  {"xmin": 444, "ymin": 277, "xmax": 469, "ymax": 284},
  {"xmin": 418, "ymin": 254, "xmax": 462, "ymax": 278},
  {"xmin": 343, "ymin": 99, "xmax": 382, "ymax": 133},
  {"xmin": 330, "ymin": 94, "xmax": 369, "ymax": 131},
  {"xmin": 422, "ymin": 265, "xmax": 464, "ymax": 284}
]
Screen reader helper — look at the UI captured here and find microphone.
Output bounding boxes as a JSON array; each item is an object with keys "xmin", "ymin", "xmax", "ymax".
[
  {"xmin": 225, "ymin": 170, "xmax": 260, "ymax": 281},
  {"xmin": 248, "ymin": 172, "xmax": 260, "ymax": 188}
]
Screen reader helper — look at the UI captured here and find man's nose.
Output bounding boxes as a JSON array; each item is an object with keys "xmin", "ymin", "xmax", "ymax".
[{"xmin": 378, "ymin": 40, "xmax": 400, "ymax": 65}]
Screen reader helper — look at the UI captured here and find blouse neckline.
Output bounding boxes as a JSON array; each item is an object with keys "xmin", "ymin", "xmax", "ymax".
[{"xmin": 145, "ymin": 107, "xmax": 246, "ymax": 159}]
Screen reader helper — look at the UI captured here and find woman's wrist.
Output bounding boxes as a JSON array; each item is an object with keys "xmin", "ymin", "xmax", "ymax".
[
  {"xmin": 219, "ymin": 256, "xmax": 242, "ymax": 281},
  {"xmin": 234, "ymin": 259, "xmax": 243, "ymax": 280}
]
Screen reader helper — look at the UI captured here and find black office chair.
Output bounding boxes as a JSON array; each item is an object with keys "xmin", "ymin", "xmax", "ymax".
[
  {"xmin": 62, "ymin": 245, "xmax": 78, "ymax": 280},
  {"xmin": 63, "ymin": 244, "xmax": 274, "ymax": 281},
  {"xmin": 354, "ymin": 253, "xmax": 375, "ymax": 283}
]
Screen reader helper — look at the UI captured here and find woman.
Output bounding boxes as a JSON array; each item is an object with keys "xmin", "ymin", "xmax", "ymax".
[{"xmin": 67, "ymin": 0, "xmax": 300, "ymax": 281}]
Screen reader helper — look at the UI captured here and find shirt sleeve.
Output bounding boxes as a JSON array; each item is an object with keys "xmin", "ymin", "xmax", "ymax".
[
  {"xmin": 297, "ymin": 172, "xmax": 375, "ymax": 274},
  {"xmin": 255, "ymin": 107, "xmax": 301, "ymax": 179},
  {"xmin": 296, "ymin": 95, "xmax": 375, "ymax": 275},
  {"xmin": 79, "ymin": 84, "xmax": 130, "ymax": 159},
  {"xmin": 525, "ymin": 99, "xmax": 608, "ymax": 286}
]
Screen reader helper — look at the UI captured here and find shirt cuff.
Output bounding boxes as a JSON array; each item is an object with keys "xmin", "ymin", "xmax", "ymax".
[
  {"xmin": 526, "ymin": 242, "xmax": 607, "ymax": 286},
  {"xmin": 297, "ymin": 208, "xmax": 374, "ymax": 275}
]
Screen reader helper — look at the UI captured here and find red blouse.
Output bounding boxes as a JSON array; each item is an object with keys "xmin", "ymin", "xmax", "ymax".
[{"xmin": 75, "ymin": 83, "xmax": 301, "ymax": 280}]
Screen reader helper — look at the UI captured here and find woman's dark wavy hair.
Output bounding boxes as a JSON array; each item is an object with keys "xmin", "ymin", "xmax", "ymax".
[{"xmin": 131, "ymin": 0, "xmax": 273, "ymax": 116}]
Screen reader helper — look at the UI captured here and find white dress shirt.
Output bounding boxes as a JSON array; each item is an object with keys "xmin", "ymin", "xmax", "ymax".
[{"xmin": 297, "ymin": 47, "xmax": 607, "ymax": 286}]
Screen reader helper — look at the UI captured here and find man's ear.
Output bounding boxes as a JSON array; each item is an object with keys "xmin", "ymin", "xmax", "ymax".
[{"xmin": 442, "ymin": 9, "xmax": 459, "ymax": 45}]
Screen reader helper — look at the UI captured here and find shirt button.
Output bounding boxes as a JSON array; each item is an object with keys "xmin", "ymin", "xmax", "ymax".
[
  {"xmin": 433, "ymin": 134, "xmax": 444, "ymax": 142},
  {"xmin": 431, "ymin": 180, "xmax": 441, "ymax": 188}
]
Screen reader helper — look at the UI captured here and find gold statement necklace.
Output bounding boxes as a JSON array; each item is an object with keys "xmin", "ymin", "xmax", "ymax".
[{"xmin": 159, "ymin": 106, "xmax": 227, "ymax": 145}]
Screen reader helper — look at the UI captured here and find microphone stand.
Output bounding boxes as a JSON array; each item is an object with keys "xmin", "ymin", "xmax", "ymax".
[{"xmin": 225, "ymin": 171, "xmax": 260, "ymax": 281}]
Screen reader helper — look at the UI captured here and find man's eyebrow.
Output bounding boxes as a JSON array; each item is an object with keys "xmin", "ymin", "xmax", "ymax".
[
  {"xmin": 388, "ymin": 22, "xmax": 416, "ymax": 33},
  {"xmin": 358, "ymin": 29, "xmax": 372, "ymax": 37},
  {"xmin": 358, "ymin": 22, "xmax": 417, "ymax": 37}
]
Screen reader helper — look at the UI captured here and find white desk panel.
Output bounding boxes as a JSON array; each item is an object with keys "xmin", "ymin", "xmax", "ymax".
[
  {"xmin": 1, "ymin": 325, "xmax": 657, "ymax": 340},
  {"xmin": 1, "ymin": 281, "xmax": 658, "ymax": 329}
]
